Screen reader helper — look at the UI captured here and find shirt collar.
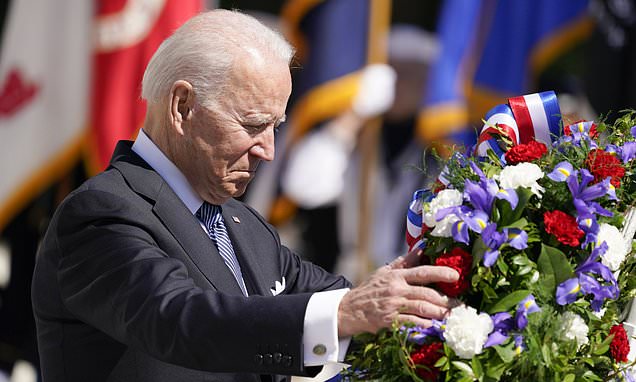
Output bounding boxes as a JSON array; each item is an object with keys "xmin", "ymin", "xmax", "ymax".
[{"xmin": 132, "ymin": 129, "xmax": 203, "ymax": 214}]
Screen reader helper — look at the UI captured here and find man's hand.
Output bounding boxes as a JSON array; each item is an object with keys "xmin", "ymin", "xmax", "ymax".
[{"xmin": 337, "ymin": 249, "xmax": 459, "ymax": 337}]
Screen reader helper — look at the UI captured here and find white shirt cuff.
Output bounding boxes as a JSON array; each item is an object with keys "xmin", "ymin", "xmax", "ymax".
[{"xmin": 303, "ymin": 288, "xmax": 351, "ymax": 366}]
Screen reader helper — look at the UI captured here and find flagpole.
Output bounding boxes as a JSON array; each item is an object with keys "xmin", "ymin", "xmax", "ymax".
[{"xmin": 356, "ymin": 0, "xmax": 391, "ymax": 284}]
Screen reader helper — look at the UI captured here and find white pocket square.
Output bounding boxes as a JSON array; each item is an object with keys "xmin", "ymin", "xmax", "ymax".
[{"xmin": 270, "ymin": 277, "xmax": 286, "ymax": 296}]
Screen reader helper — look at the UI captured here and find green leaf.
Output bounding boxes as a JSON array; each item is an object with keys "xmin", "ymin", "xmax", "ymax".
[
  {"xmin": 471, "ymin": 357, "xmax": 483, "ymax": 379},
  {"xmin": 484, "ymin": 357, "xmax": 507, "ymax": 380},
  {"xmin": 498, "ymin": 188, "xmax": 533, "ymax": 225},
  {"xmin": 563, "ymin": 374, "xmax": 575, "ymax": 382},
  {"xmin": 496, "ymin": 256, "xmax": 509, "ymax": 274},
  {"xmin": 581, "ymin": 370, "xmax": 603, "ymax": 381},
  {"xmin": 541, "ymin": 343, "xmax": 552, "ymax": 367},
  {"xmin": 482, "ymin": 284, "xmax": 499, "ymax": 302},
  {"xmin": 517, "ymin": 265, "xmax": 533, "ymax": 276},
  {"xmin": 487, "ymin": 289, "xmax": 531, "ymax": 314},
  {"xmin": 434, "ymin": 356, "xmax": 448, "ymax": 368},
  {"xmin": 512, "ymin": 254, "xmax": 530, "ymax": 266},
  {"xmin": 493, "ymin": 343, "xmax": 515, "ymax": 363},
  {"xmin": 472, "ymin": 238, "xmax": 488, "ymax": 265},
  {"xmin": 592, "ymin": 344, "xmax": 609, "ymax": 355},
  {"xmin": 503, "ymin": 217, "xmax": 528, "ymax": 230},
  {"xmin": 537, "ymin": 244, "xmax": 574, "ymax": 291},
  {"xmin": 452, "ymin": 361, "xmax": 475, "ymax": 378}
]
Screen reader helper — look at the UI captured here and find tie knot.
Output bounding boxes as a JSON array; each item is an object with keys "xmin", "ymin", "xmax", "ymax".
[{"xmin": 196, "ymin": 202, "xmax": 223, "ymax": 228}]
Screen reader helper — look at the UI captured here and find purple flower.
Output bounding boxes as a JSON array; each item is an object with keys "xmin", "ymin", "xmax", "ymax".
[
  {"xmin": 568, "ymin": 170, "xmax": 613, "ymax": 218},
  {"xmin": 447, "ymin": 208, "xmax": 489, "ymax": 245},
  {"xmin": 516, "ymin": 295, "xmax": 540, "ymax": 330},
  {"xmin": 482, "ymin": 223, "xmax": 507, "ymax": 267},
  {"xmin": 556, "ymin": 277, "xmax": 581, "ymax": 305},
  {"xmin": 452, "ymin": 220, "xmax": 470, "ymax": 245},
  {"xmin": 621, "ymin": 143, "xmax": 636, "ymax": 162},
  {"xmin": 556, "ymin": 243, "xmax": 619, "ymax": 311},
  {"xmin": 464, "ymin": 210, "xmax": 489, "ymax": 233},
  {"xmin": 402, "ymin": 320, "xmax": 446, "ymax": 344},
  {"xmin": 464, "ymin": 178, "xmax": 495, "ymax": 215},
  {"xmin": 577, "ymin": 213, "xmax": 599, "ymax": 248},
  {"xmin": 481, "ymin": 224, "xmax": 527, "ymax": 267},
  {"xmin": 606, "ymin": 142, "xmax": 636, "ymax": 163},
  {"xmin": 465, "ymin": 162, "xmax": 517, "ymax": 214},
  {"xmin": 514, "ymin": 335, "xmax": 525, "ymax": 355},
  {"xmin": 494, "ymin": 188, "xmax": 519, "ymax": 210},
  {"xmin": 561, "ymin": 121, "xmax": 598, "ymax": 147},
  {"xmin": 507, "ymin": 228, "xmax": 528, "ymax": 250},
  {"xmin": 484, "ymin": 312, "xmax": 514, "ymax": 348},
  {"xmin": 547, "ymin": 161, "xmax": 574, "ymax": 182}
]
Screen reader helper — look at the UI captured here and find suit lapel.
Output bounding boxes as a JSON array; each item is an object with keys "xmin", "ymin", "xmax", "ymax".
[
  {"xmin": 221, "ymin": 200, "xmax": 273, "ymax": 296},
  {"xmin": 152, "ymin": 184, "xmax": 244, "ymax": 296},
  {"xmin": 109, "ymin": 141, "xmax": 244, "ymax": 296}
]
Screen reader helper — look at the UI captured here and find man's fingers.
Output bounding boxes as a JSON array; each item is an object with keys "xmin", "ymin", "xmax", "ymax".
[
  {"xmin": 395, "ymin": 315, "xmax": 432, "ymax": 329},
  {"xmin": 397, "ymin": 299, "xmax": 450, "ymax": 321},
  {"xmin": 386, "ymin": 248, "xmax": 423, "ymax": 270},
  {"xmin": 401, "ymin": 265, "xmax": 459, "ymax": 285},
  {"xmin": 403, "ymin": 285, "xmax": 452, "ymax": 308}
]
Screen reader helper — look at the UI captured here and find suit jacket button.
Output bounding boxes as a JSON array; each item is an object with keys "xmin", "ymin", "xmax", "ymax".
[
  {"xmin": 283, "ymin": 355, "xmax": 293, "ymax": 367},
  {"xmin": 264, "ymin": 353, "xmax": 273, "ymax": 365},
  {"xmin": 254, "ymin": 354, "xmax": 263, "ymax": 365},
  {"xmin": 273, "ymin": 352, "xmax": 282, "ymax": 363}
]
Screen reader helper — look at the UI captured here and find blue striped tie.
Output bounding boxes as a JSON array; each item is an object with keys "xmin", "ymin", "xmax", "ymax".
[{"xmin": 196, "ymin": 203, "xmax": 248, "ymax": 296}]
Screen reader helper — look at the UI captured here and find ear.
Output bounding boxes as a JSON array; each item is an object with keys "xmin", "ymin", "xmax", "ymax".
[{"xmin": 168, "ymin": 80, "xmax": 194, "ymax": 136}]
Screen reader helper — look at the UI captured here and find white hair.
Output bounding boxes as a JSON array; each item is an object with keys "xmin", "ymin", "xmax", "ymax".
[{"xmin": 141, "ymin": 9, "xmax": 294, "ymax": 109}]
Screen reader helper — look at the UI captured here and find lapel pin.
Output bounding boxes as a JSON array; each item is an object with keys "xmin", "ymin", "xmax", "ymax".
[{"xmin": 232, "ymin": 216, "xmax": 241, "ymax": 224}]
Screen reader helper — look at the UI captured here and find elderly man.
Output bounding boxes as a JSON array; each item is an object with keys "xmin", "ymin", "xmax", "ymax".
[{"xmin": 31, "ymin": 9, "xmax": 458, "ymax": 382}]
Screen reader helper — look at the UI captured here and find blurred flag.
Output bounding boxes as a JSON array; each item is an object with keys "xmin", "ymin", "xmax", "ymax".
[
  {"xmin": 267, "ymin": 0, "xmax": 391, "ymax": 225},
  {"xmin": 86, "ymin": 0, "xmax": 203, "ymax": 173},
  {"xmin": 417, "ymin": 0, "xmax": 593, "ymax": 150},
  {"xmin": 0, "ymin": 0, "xmax": 92, "ymax": 230}
]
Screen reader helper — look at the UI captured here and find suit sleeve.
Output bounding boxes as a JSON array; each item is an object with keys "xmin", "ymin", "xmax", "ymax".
[{"xmin": 53, "ymin": 189, "xmax": 319, "ymax": 376}]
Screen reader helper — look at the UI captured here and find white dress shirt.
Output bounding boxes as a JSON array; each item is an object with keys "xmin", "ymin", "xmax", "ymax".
[{"xmin": 131, "ymin": 129, "xmax": 350, "ymax": 368}]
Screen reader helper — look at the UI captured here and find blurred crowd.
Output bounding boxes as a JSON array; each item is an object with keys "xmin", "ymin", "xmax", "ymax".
[{"xmin": 1, "ymin": 0, "xmax": 636, "ymax": 380}]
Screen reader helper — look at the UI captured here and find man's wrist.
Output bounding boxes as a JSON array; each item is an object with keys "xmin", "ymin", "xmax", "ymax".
[{"xmin": 302, "ymin": 288, "xmax": 350, "ymax": 366}]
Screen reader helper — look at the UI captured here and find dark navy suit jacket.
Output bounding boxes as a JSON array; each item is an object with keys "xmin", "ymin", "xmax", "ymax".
[{"xmin": 32, "ymin": 141, "xmax": 350, "ymax": 381}]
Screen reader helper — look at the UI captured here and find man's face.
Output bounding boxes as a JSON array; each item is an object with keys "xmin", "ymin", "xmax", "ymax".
[{"xmin": 180, "ymin": 56, "xmax": 291, "ymax": 205}]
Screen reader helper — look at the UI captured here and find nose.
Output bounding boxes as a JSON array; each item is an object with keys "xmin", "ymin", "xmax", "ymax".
[{"xmin": 249, "ymin": 127, "xmax": 275, "ymax": 161}]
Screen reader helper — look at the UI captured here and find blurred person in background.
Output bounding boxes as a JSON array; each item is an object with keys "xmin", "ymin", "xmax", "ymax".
[{"xmin": 280, "ymin": 25, "xmax": 440, "ymax": 281}]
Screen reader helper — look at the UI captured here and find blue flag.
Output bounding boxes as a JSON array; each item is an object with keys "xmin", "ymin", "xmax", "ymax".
[{"xmin": 418, "ymin": 0, "xmax": 593, "ymax": 150}]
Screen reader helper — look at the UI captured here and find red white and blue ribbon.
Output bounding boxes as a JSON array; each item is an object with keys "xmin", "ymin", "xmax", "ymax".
[
  {"xmin": 475, "ymin": 90, "xmax": 561, "ymax": 161},
  {"xmin": 406, "ymin": 190, "xmax": 428, "ymax": 251}
]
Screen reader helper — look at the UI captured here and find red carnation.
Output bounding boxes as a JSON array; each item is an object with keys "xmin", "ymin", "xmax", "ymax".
[
  {"xmin": 410, "ymin": 342, "xmax": 444, "ymax": 381},
  {"xmin": 609, "ymin": 324, "xmax": 630, "ymax": 363},
  {"xmin": 434, "ymin": 247, "xmax": 472, "ymax": 297},
  {"xmin": 543, "ymin": 210, "xmax": 584, "ymax": 247},
  {"xmin": 504, "ymin": 140, "xmax": 548, "ymax": 164},
  {"xmin": 585, "ymin": 149, "xmax": 625, "ymax": 188}
]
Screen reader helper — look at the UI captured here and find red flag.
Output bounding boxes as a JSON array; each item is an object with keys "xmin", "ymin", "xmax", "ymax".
[{"xmin": 87, "ymin": 0, "xmax": 203, "ymax": 173}]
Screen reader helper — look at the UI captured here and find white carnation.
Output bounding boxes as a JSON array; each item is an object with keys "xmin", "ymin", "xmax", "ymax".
[
  {"xmin": 498, "ymin": 163, "xmax": 545, "ymax": 196},
  {"xmin": 422, "ymin": 189, "xmax": 463, "ymax": 237},
  {"xmin": 596, "ymin": 223, "xmax": 630, "ymax": 271},
  {"xmin": 558, "ymin": 311, "xmax": 589, "ymax": 349},
  {"xmin": 444, "ymin": 305, "xmax": 494, "ymax": 359}
]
